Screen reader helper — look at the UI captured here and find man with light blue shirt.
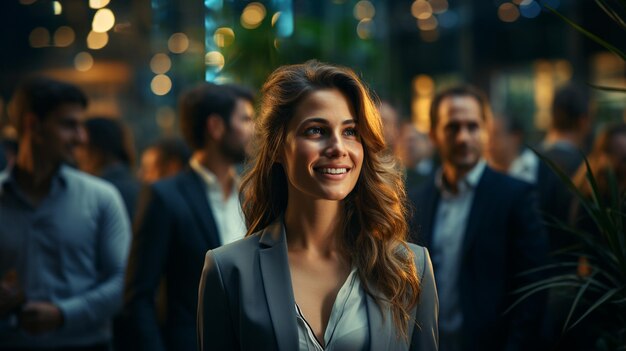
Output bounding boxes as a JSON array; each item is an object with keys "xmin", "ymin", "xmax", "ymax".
[
  {"xmin": 409, "ymin": 86, "xmax": 548, "ymax": 351},
  {"xmin": 0, "ymin": 77, "xmax": 131, "ymax": 350},
  {"xmin": 125, "ymin": 83, "xmax": 254, "ymax": 351}
]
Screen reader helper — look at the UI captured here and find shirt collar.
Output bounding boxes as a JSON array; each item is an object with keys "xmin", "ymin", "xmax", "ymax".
[
  {"xmin": 435, "ymin": 159, "xmax": 486, "ymax": 195},
  {"xmin": 1, "ymin": 163, "xmax": 69, "ymax": 190},
  {"xmin": 189, "ymin": 157, "xmax": 239, "ymax": 190}
]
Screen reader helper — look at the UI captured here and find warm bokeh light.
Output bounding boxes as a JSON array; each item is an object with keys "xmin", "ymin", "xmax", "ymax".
[
  {"xmin": 213, "ymin": 27, "xmax": 235, "ymax": 48},
  {"xmin": 74, "ymin": 52, "xmax": 94, "ymax": 72},
  {"xmin": 412, "ymin": 74, "xmax": 435, "ymax": 133},
  {"xmin": 418, "ymin": 16, "xmax": 438, "ymax": 31},
  {"xmin": 411, "ymin": 0, "xmax": 433, "ymax": 20},
  {"xmin": 534, "ymin": 60, "xmax": 554, "ymax": 129},
  {"xmin": 150, "ymin": 53, "xmax": 171, "ymax": 74},
  {"xmin": 151, "ymin": 75, "xmax": 172, "ymax": 96},
  {"xmin": 271, "ymin": 12, "xmax": 281, "ymax": 27},
  {"xmin": 53, "ymin": 1, "xmax": 62, "ymax": 15},
  {"xmin": 89, "ymin": 0, "xmax": 110, "ymax": 9},
  {"xmin": 87, "ymin": 30, "xmax": 109, "ymax": 49},
  {"xmin": 274, "ymin": 38, "xmax": 280, "ymax": 50},
  {"xmin": 205, "ymin": 51, "xmax": 225, "ymax": 71},
  {"xmin": 92, "ymin": 8, "xmax": 115, "ymax": 33},
  {"xmin": 241, "ymin": 2, "xmax": 266, "ymax": 29},
  {"xmin": 420, "ymin": 29, "xmax": 439, "ymax": 42},
  {"xmin": 353, "ymin": 0, "xmax": 375, "ymax": 21},
  {"xmin": 356, "ymin": 19, "xmax": 373, "ymax": 39},
  {"xmin": 498, "ymin": 3, "xmax": 520, "ymax": 23},
  {"xmin": 430, "ymin": 0, "xmax": 449, "ymax": 14},
  {"xmin": 29, "ymin": 27, "xmax": 50, "ymax": 48},
  {"xmin": 168, "ymin": 33, "xmax": 189, "ymax": 54},
  {"xmin": 53, "ymin": 26, "xmax": 75, "ymax": 47}
]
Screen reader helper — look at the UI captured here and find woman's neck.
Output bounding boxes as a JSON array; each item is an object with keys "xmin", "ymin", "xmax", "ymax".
[{"xmin": 284, "ymin": 199, "xmax": 344, "ymax": 257}]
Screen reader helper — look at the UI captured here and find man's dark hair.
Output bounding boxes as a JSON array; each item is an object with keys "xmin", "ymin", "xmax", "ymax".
[
  {"xmin": 84, "ymin": 117, "xmax": 135, "ymax": 167},
  {"xmin": 551, "ymin": 84, "xmax": 589, "ymax": 131},
  {"xmin": 179, "ymin": 83, "xmax": 240, "ymax": 150},
  {"xmin": 10, "ymin": 76, "xmax": 88, "ymax": 136},
  {"xmin": 429, "ymin": 85, "xmax": 492, "ymax": 130},
  {"xmin": 224, "ymin": 84, "xmax": 255, "ymax": 105},
  {"xmin": 151, "ymin": 137, "xmax": 191, "ymax": 167}
]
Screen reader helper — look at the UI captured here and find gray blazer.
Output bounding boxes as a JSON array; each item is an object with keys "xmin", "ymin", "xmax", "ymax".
[{"xmin": 197, "ymin": 218, "xmax": 439, "ymax": 351}]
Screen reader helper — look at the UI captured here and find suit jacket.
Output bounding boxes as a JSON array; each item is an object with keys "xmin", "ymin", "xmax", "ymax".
[
  {"xmin": 126, "ymin": 169, "xmax": 221, "ymax": 351},
  {"xmin": 409, "ymin": 166, "xmax": 548, "ymax": 351},
  {"xmin": 197, "ymin": 218, "xmax": 439, "ymax": 351}
]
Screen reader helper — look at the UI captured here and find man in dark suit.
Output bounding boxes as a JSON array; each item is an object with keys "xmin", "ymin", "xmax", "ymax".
[
  {"xmin": 125, "ymin": 83, "xmax": 254, "ymax": 351},
  {"xmin": 538, "ymin": 84, "xmax": 592, "ymax": 177},
  {"xmin": 408, "ymin": 86, "xmax": 548, "ymax": 351}
]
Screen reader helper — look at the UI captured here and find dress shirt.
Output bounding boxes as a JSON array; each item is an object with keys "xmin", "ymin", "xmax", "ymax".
[
  {"xmin": 431, "ymin": 159, "xmax": 486, "ymax": 335},
  {"xmin": 295, "ymin": 268, "xmax": 369, "ymax": 351},
  {"xmin": 509, "ymin": 148, "xmax": 539, "ymax": 184},
  {"xmin": 0, "ymin": 165, "xmax": 131, "ymax": 348},
  {"xmin": 189, "ymin": 158, "xmax": 246, "ymax": 245}
]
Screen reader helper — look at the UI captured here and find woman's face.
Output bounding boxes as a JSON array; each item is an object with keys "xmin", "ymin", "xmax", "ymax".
[{"xmin": 280, "ymin": 88, "xmax": 364, "ymax": 203}]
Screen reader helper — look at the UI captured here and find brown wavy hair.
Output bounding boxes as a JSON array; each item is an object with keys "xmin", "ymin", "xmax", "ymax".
[{"xmin": 240, "ymin": 60, "xmax": 420, "ymax": 338}]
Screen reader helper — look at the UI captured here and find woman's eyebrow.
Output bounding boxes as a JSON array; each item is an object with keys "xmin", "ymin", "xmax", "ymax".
[{"xmin": 299, "ymin": 117, "xmax": 357, "ymax": 126}]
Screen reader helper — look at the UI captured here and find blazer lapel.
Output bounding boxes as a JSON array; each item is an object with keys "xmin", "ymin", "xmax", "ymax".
[
  {"xmin": 366, "ymin": 290, "xmax": 409, "ymax": 351},
  {"xmin": 366, "ymin": 293, "xmax": 391, "ymax": 351},
  {"xmin": 258, "ymin": 219, "xmax": 299, "ymax": 351},
  {"xmin": 461, "ymin": 167, "xmax": 492, "ymax": 257},
  {"xmin": 422, "ymin": 184, "xmax": 440, "ymax": 248},
  {"xmin": 178, "ymin": 169, "xmax": 221, "ymax": 248}
]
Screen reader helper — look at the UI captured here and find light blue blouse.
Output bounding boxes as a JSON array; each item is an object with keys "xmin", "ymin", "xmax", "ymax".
[{"xmin": 295, "ymin": 268, "xmax": 369, "ymax": 351}]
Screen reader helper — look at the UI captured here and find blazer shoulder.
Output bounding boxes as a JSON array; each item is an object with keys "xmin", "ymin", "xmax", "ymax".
[
  {"xmin": 482, "ymin": 166, "xmax": 535, "ymax": 194},
  {"xmin": 407, "ymin": 243, "xmax": 429, "ymax": 278},
  {"xmin": 208, "ymin": 233, "xmax": 263, "ymax": 270}
]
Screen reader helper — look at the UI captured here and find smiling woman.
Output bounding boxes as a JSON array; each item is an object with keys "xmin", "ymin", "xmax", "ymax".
[{"xmin": 197, "ymin": 60, "xmax": 439, "ymax": 351}]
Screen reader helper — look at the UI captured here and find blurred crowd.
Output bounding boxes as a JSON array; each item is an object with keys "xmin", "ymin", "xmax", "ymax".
[{"xmin": 0, "ymin": 73, "xmax": 625, "ymax": 351}]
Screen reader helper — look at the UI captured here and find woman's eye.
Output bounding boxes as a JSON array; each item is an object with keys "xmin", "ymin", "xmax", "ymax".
[
  {"xmin": 344, "ymin": 128, "xmax": 358, "ymax": 137},
  {"xmin": 304, "ymin": 126, "xmax": 324, "ymax": 136}
]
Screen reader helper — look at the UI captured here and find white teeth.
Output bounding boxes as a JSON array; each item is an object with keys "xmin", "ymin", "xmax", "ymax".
[{"xmin": 318, "ymin": 168, "xmax": 348, "ymax": 174}]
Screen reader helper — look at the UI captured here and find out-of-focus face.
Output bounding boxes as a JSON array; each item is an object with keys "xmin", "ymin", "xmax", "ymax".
[
  {"xmin": 379, "ymin": 102, "xmax": 399, "ymax": 151},
  {"xmin": 35, "ymin": 103, "xmax": 86, "ymax": 166},
  {"xmin": 221, "ymin": 98, "xmax": 255, "ymax": 163},
  {"xmin": 397, "ymin": 123, "xmax": 431, "ymax": 168},
  {"xmin": 487, "ymin": 118, "xmax": 519, "ymax": 172},
  {"xmin": 280, "ymin": 88, "xmax": 364, "ymax": 203},
  {"xmin": 431, "ymin": 95, "xmax": 487, "ymax": 173},
  {"xmin": 137, "ymin": 147, "xmax": 162, "ymax": 183},
  {"xmin": 609, "ymin": 133, "xmax": 626, "ymax": 186}
]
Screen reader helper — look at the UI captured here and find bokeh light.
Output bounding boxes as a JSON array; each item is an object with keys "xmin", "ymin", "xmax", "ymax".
[
  {"xmin": 356, "ymin": 19, "xmax": 374, "ymax": 39},
  {"xmin": 29, "ymin": 27, "xmax": 50, "ymax": 48},
  {"xmin": 150, "ymin": 53, "xmax": 171, "ymax": 74},
  {"xmin": 271, "ymin": 12, "xmax": 281, "ymax": 27},
  {"xmin": 74, "ymin": 52, "xmax": 94, "ymax": 72},
  {"xmin": 53, "ymin": 1, "xmax": 62, "ymax": 15},
  {"xmin": 520, "ymin": 0, "xmax": 541, "ymax": 18},
  {"xmin": 151, "ymin": 75, "xmax": 172, "ymax": 96},
  {"xmin": 168, "ymin": 33, "xmax": 189, "ymax": 54},
  {"xmin": 241, "ymin": 2, "xmax": 266, "ymax": 29},
  {"xmin": 205, "ymin": 51, "xmax": 225, "ymax": 71},
  {"xmin": 411, "ymin": 0, "xmax": 433, "ymax": 20},
  {"xmin": 89, "ymin": 0, "xmax": 110, "ymax": 9},
  {"xmin": 213, "ymin": 27, "xmax": 235, "ymax": 48},
  {"xmin": 53, "ymin": 26, "xmax": 75, "ymax": 47},
  {"xmin": 420, "ymin": 29, "xmax": 439, "ymax": 42},
  {"xmin": 430, "ymin": 0, "xmax": 449, "ymax": 14},
  {"xmin": 418, "ymin": 16, "xmax": 438, "ymax": 31},
  {"xmin": 498, "ymin": 3, "xmax": 520, "ymax": 23},
  {"xmin": 87, "ymin": 30, "xmax": 109, "ymax": 49},
  {"xmin": 354, "ymin": 1, "xmax": 375, "ymax": 21},
  {"xmin": 92, "ymin": 8, "xmax": 115, "ymax": 33}
]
